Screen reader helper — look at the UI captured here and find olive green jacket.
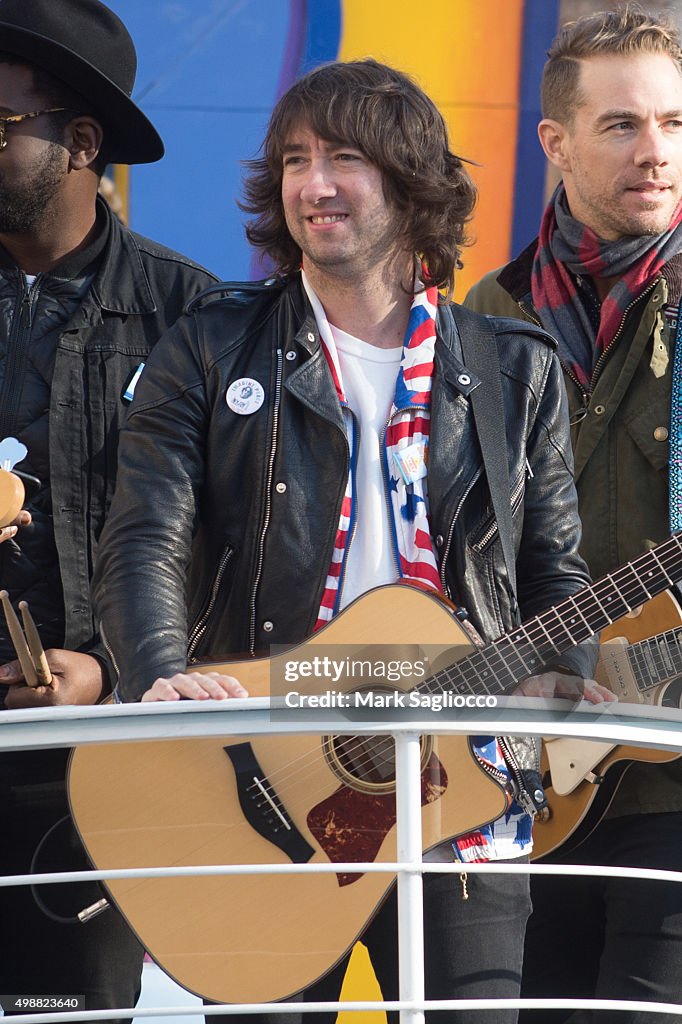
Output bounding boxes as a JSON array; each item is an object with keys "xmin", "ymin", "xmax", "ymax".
[{"xmin": 464, "ymin": 241, "xmax": 682, "ymax": 816}]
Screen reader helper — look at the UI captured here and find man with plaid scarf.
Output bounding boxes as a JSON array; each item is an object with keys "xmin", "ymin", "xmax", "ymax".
[{"xmin": 466, "ymin": 7, "xmax": 682, "ymax": 1022}]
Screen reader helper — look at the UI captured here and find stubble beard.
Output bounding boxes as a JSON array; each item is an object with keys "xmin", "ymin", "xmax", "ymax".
[
  {"xmin": 590, "ymin": 180, "xmax": 680, "ymax": 239},
  {"xmin": 292, "ymin": 214, "xmax": 406, "ymax": 283},
  {"xmin": 610, "ymin": 203, "xmax": 678, "ymax": 239},
  {"xmin": 0, "ymin": 142, "xmax": 65, "ymax": 235}
]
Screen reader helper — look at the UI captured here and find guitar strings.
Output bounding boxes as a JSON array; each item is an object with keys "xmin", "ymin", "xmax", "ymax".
[
  {"xmin": 235, "ymin": 539, "xmax": 682, "ymax": 833},
  {"xmin": 627, "ymin": 625, "xmax": 682, "ymax": 692},
  {"xmin": 252, "ymin": 542, "xmax": 682, "ymax": 793}
]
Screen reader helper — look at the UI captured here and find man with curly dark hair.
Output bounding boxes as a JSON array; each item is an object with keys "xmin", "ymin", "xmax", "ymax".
[
  {"xmin": 92, "ymin": 58, "xmax": 602, "ymax": 1023},
  {"xmin": 242, "ymin": 59, "xmax": 474, "ymax": 295}
]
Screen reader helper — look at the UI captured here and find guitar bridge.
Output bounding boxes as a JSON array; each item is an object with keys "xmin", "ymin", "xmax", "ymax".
[{"xmin": 224, "ymin": 743, "xmax": 315, "ymax": 863}]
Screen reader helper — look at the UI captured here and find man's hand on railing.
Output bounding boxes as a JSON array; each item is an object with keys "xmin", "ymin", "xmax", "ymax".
[
  {"xmin": 514, "ymin": 672, "xmax": 616, "ymax": 703},
  {"xmin": 141, "ymin": 671, "xmax": 249, "ymax": 702},
  {"xmin": 0, "ymin": 649, "xmax": 107, "ymax": 707}
]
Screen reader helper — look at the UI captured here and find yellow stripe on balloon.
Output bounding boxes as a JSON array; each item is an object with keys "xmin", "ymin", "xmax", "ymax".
[{"xmin": 339, "ymin": 0, "xmax": 524, "ymax": 297}]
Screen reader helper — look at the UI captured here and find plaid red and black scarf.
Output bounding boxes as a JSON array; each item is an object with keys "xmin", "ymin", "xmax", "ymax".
[{"xmin": 531, "ymin": 185, "xmax": 682, "ymax": 387}]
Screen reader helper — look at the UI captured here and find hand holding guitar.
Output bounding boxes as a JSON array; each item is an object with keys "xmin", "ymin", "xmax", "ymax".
[
  {"xmin": 141, "ymin": 671, "xmax": 248, "ymax": 702},
  {"xmin": 515, "ymin": 671, "xmax": 616, "ymax": 704}
]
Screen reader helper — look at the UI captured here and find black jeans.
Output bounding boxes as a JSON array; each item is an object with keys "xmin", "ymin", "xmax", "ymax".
[
  {"xmin": 520, "ymin": 812, "xmax": 682, "ymax": 1024},
  {"xmin": 0, "ymin": 769, "xmax": 144, "ymax": 1023},
  {"xmin": 219, "ymin": 860, "xmax": 531, "ymax": 1024}
]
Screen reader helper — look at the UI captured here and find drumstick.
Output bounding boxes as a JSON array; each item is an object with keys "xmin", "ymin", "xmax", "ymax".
[
  {"xmin": 0, "ymin": 590, "xmax": 38, "ymax": 687},
  {"xmin": 19, "ymin": 601, "xmax": 52, "ymax": 686}
]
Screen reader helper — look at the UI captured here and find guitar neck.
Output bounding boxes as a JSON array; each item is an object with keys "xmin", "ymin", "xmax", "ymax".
[
  {"xmin": 424, "ymin": 533, "xmax": 682, "ymax": 698},
  {"xmin": 627, "ymin": 624, "xmax": 682, "ymax": 693}
]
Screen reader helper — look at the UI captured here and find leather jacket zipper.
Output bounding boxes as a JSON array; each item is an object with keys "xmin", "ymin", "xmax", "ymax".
[
  {"xmin": 470, "ymin": 737, "xmax": 535, "ymax": 817},
  {"xmin": 471, "ymin": 744, "xmax": 508, "ymax": 787},
  {"xmin": 438, "ymin": 467, "xmax": 483, "ymax": 598},
  {"xmin": 470, "ymin": 472, "xmax": 526, "ymax": 554},
  {"xmin": 248, "ymin": 349, "xmax": 283, "ymax": 655},
  {"xmin": 187, "ymin": 545, "xmax": 235, "ymax": 661},
  {"xmin": 497, "ymin": 735, "xmax": 539, "ymax": 816}
]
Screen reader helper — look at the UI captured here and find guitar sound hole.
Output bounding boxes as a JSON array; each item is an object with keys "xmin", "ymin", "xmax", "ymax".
[{"xmin": 323, "ymin": 733, "xmax": 433, "ymax": 794}]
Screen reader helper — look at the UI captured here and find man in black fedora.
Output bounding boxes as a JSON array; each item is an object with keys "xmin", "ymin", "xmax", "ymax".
[{"xmin": 0, "ymin": 0, "xmax": 217, "ymax": 1017}]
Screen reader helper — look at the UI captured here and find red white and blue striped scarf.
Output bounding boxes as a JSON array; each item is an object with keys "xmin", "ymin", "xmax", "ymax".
[
  {"xmin": 309, "ymin": 272, "xmax": 443, "ymax": 631},
  {"xmin": 531, "ymin": 184, "xmax": 682, "ymax": 387},
  {"xmin": 305, "ymin": 273, "xmax": 533, "ymax": 862}
]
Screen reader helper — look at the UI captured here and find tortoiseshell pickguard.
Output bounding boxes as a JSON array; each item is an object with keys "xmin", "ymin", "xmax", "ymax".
[{"xmin": 307, "ymin": 752, "xmax": 447, "ymax": 886}]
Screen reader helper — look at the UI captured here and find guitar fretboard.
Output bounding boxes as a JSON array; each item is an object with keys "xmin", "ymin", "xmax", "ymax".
[
  {"xmin": 419, "ymin": 533, "xmax": 682, "ymax": 698},
  {"xmin": 627, "ymin": 625, "xmax": 682, "ymax": 693}
]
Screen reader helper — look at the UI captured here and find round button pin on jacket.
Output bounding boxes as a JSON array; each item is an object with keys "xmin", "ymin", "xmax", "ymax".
[{"xmin": 226, "ymin": 378, "xmax": 265, "ymax": 415}]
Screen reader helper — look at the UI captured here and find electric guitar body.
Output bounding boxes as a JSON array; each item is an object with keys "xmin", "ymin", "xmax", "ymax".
[{"xmin": 533, "ymin": 589, "xmax": 682, "ymax": 861}]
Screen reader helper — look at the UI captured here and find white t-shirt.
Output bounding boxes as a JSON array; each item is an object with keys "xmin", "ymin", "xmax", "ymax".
[{"xmin": 330, "ymin": 325, "xmax": 402, "ymax": 610}]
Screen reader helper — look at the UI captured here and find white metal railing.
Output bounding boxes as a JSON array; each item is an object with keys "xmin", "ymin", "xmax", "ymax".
[{"xmin": 2, "ymin": 697, "xmax": 682, "ymax": 1023}]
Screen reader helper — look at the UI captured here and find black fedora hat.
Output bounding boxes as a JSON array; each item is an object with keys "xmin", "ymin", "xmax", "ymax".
[{"xmin": 0, "ymin": 0, "xmax": 164, "ymax": 164}]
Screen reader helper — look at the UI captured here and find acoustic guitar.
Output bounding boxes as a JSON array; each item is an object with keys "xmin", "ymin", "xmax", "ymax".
[
  {"xmin": 534, "ymin": 589, "xmax": 682, "ymax": 861},
  {"xmin": 68, "ymin": 535, "xmax": 682, "ymax": 1005}
]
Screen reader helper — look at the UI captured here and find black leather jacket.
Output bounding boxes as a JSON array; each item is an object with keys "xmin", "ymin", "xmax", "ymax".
[{"xmin": 93, "ymin": 275, "xmax": 596, "ymax": 702}]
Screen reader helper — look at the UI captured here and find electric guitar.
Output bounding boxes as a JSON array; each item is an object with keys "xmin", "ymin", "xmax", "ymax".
[
  {"xmin": 598, "ymin": 588, "xmax": 682, "ymax": 707},
  {"xmin": 534, "ymin": 588, "xmax": 682, "ymax": 861},
  {"xmin": 68, "ymin": 535, "xmax": 682, "ymax": 1006}
]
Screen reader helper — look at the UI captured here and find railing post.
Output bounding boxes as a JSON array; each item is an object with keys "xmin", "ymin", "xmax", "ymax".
[{"xmin": 395, "ymin": 729, "xmax": 426, "ymax": 1024}]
